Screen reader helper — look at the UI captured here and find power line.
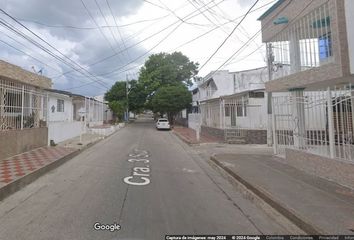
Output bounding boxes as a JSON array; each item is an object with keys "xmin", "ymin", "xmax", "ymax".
[
  {"xmin": 50, "ymin": 0, "xmax": 227, "ymax": 80},
  {"xmin": 4, "ymin": 14, "xmax": 171, "ymax": 30},
  {"xmin": 212, "ymin": 0, "xmax": 315, "ymax": 76},
  {"xmin": 168, "ymin": 0, "xmax": 277, "ymax": 53},
  {"xmin": 0, "ymin": 9, "xmax": 109, "ymax": 89},
  {"xmin": 80, "ymin": 0, "xmax": 117, "ymax": 56},
  {"xmin": 198, "ymin": 0, "xmax": 260, "ymax": 72},
  {"xmin": 97, "ymin": 22, "xmax": 184, "ymax": 77}
]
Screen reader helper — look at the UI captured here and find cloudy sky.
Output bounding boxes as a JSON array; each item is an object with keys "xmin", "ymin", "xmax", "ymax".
[{"xmin": 0, "ymin": 0, "xmax": 276, "ymax": 96}]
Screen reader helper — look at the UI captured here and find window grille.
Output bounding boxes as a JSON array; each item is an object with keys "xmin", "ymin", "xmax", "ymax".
[
  {"xmin": 57, "ymin": 99, "xmax": 64, "ymax": 112},
  {"xmin": 268, "ymin": 1, "xmax": 333, "ymax": 79}
]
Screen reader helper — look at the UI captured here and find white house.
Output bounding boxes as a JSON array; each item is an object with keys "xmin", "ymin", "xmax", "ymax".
[
  {"xmin": 45, "ymin": 89, "xmax": 83, "ymax": 145},
  {"xmin": 198, "ymin": 67, "xmax": 289, "ymax": 144},
  {"xmin": 197, "ymin": 70, "xmax": 234, "ymax": 101}
]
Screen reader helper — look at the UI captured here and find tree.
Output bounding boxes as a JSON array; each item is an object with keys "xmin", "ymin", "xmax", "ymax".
[
  {"xmin": 127, "ymin": 80, "xmax": 147, "ymax": 114},
  {"xmin": 104, "ymin": 81, "xmax": 127, "ymax": 103},
  {"xmin": 139, "ymin": 52, "xmax": 198, "ymax": 100},
  {"xmin": 151, "ymin": 84, "xmax": 192, "ymax": 124},
  {"xmin": 108, "ymin": 100, "xmax": 125, "ymax": 122}
]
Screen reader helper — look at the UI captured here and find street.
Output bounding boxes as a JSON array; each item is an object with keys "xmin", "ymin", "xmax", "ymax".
[{"xmin": 0, "ymin": 118, "xmax": 289, "ymax": 240}]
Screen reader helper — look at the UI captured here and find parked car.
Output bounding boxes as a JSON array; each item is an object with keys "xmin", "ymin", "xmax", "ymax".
[{"xmin": 156, "ymin": 118, "xmax": 171, "ymax": 130}]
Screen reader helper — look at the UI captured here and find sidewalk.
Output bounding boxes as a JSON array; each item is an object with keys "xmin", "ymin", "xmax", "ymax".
[
  {"xmin": 211, "ymin": 152, "xmax": 354, "ymax": 234},
  {"xmin": 173, "ymin": 126, "xmax": 222, "ymax": 144},
  {"xmin": 0, "ymin": 132, "xmax": 114, "ymax": 201}
]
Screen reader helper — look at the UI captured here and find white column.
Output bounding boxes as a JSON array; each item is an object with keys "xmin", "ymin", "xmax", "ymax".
[
  {"xmin": 0, "ymin": 85, "xmax": 5, "ymax": 130},
  {"xmin": 289, "ymin": 31, "xmax": 301, "ymax": 74},
  {"xmin": 267, "ymin": 92, "xmax": 273, "ymax": 146},
  {"xmin": 21, "ymin": 85, "xmax": 24, "ymax": 130},
  {"xmin": 327, "ymin": 87, "xmax": 335, "ymax": 158},
  {"xmin": 219, "ymin": 98, "xmax": 223, "ymax": 129},
  {"xmin": 291, "ymin": 89, "xmax": 306, "ymax": 149}
]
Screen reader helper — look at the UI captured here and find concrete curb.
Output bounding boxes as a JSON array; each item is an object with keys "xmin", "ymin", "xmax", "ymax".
[
  {"xmin": 172, "ymin": 130, "xmax": 198, "ymax": 146},
  {"xmin": 210, "ymin": 155, "xmax": 324, "ymax": 235},
  {"xmin": 0, "ymin": 132, "xmax": 113, "ymax": 202}
]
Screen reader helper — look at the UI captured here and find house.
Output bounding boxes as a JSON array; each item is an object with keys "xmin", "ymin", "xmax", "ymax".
[
  {"xmin": 94, "ymin": 95, "xmax": 113, "ymax": 124},
  {"xmin": 258, "ymin": 0, "xmax": 354, "ymax": 163},
  {"xmin": 198, "ymin": 67, "xmax": 289, "ymax": 143},
  {"xmin": 45, "ymin": 89, "xmax": 84, "ymax": 145},
  {"xmin": 0, "ymin": 60, "xmax": 52, "ymax": 160},
  {"xmin": 197, "ymin": 70, "xmax": 234, "ymax": 101}
]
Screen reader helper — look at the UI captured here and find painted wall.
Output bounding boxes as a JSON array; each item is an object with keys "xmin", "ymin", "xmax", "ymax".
[
  {"xmin": 47, "ymin": 94, "xmax": 73, "ymax": 122},
  {"xmin": 345, "ymin": 0, "xmax": 354, "ymax": 74},
  {"xmin": 48, "ymin": 121, "xmax": 83, "ymax": 144},
  {"xmin": 0, "ymin": 128, "xmax": 48, "ymax": 160}
]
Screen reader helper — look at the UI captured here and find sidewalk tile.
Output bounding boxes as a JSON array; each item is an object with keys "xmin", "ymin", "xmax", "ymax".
[{"xmin": 0, "ymin": 146, "xmax": 76, "ymax": 188}]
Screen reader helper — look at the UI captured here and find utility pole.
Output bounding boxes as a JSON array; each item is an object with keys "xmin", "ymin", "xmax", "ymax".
[
  {"xmin": 126, "ymin": 74, "xmax": 129, "ymax": 122},
  {"xmin": 267, "ymin": 43, "xmax": 274, "ymax": 147}
]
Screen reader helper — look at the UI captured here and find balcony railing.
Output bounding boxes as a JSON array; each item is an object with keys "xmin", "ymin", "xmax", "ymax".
[{"xmin": 267, "ymin": 1, "xmax": 333, "ymax": 81}]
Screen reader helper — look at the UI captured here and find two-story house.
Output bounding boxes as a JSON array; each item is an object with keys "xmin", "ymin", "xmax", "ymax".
[{"xmin": 259, "ymin": 0, "xmax": 354, "ymax": 164}]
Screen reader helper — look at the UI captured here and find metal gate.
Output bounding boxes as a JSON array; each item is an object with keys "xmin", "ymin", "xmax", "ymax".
[{"xmin": 272, "ymin": 85, "xmax": 354, "ymax": 162}]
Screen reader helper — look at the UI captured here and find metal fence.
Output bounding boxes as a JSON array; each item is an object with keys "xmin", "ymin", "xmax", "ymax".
[
  {"xmin": 200, "ymin": 99, "xmax": 222, "ymax": 129},
  {"xmin": 85, "ymin": 98, "xmax": 104, "ymax": 126},
  {"xmin": 272, "ymin": 85, "xmax": 354, "ymax": 162},
  {"xmin": 200, "ymin": 93, "xmax": 268, "ymax": 131},
  {"xmin": 0, "ymin": 79, "xmax": 47, "ymax": 130}
]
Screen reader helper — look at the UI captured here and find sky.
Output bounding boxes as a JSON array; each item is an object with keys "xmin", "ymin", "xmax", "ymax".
[{"xmin": 0, "ymin": 0, "xmax": 276, "ymax": 96}]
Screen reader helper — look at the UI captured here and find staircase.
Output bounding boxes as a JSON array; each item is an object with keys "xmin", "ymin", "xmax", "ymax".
[{"xmin": 225, "ymin": 129, "xmax": 246, "ymax": 144}]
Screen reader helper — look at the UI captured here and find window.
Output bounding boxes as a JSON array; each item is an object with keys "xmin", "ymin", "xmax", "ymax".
[
  {"xmin": 236, "ymin": 100, "xmax": 248, "ymax": 117},
  {"xmin": 57, "ymin": 99, "xmax": 64, "ymax": 112},
  {"xmin": 225, "ymin": 104, "xmax": 230, "ymax": 117},
  {"xmin": 5, "ymin": 92, "xmax": 22, "ymax": 113},
  {"xmin": 236, "ymin": 104, "xmax": 243, "ymax": 117},
  {"xmin": 319, "ymin": 32, "xmax": 332, "ymax": 60},
  {"xmin": 249, "ymin": 92, "xmax": 265, "ymax": 98}
]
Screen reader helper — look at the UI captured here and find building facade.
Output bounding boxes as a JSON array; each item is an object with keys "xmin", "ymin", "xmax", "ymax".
[
  {"xmin": 0, "ymin": 60, "xmax": 51, "ymax": 159},
  {"xmin": 259, "ymin": 0, "xmax": 354, "ymax": 163}
]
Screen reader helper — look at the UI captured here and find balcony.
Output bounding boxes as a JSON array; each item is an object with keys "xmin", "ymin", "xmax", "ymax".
[{"xmin": 260, "ymin": 0, "xmax": 350, "ymax": 92}]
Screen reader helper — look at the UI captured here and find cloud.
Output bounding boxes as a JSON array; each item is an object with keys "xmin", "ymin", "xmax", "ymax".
[{"xmin": 0, "ymin": 0, "xmax": 147, "ymax": 96}]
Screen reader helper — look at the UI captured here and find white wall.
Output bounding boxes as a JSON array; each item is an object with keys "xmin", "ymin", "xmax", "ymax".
[
  {"xmin": 48, "ymin": 121, "xmax": 83, "ymax": 144},
  {"xmin": 48, "ymin": 94, "xmax": 73, "ymax": 122},
  {"xmin": 188, "ymin": 113, "xmax": 201, "ymax": 130},
  {"xmin": 224, "ymin": 96, "xmax": 268, "ymax": 130},
  {"xmin": 345, "ymin": 0, "xmax": 354, "ymax": 74},
  {"xmin": 233, "ymin": 68, "xmax": 267, "ymax": 93}
]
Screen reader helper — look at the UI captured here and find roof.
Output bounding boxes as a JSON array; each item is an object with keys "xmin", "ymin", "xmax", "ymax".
[
  {"xmin": 0, "ymin": 60, "xmax": 52, "ymax": 89},
  {"xmin": 221, "ymin": 88, "xmax": 265, "ymax": 99},
  {"xmin": 257, "ymin": 0, "xmax": 286, "ymax": 21},
  {"xmin": 45, "ymin": 88, "xmax": 73, "ymax": 97},
  {"xmin": 191, "ymin": 88, "xmax": 199, "ymax": 94}
]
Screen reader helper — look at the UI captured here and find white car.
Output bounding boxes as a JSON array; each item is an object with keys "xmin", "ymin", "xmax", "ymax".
[{"xmin": 156, "ymin": 118, "xmax": 171, "ymax": 130}]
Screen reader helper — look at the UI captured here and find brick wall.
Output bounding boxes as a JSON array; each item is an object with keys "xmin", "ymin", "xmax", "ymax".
[
  {"xmin": 201, "ymin": 126, "xmax": 225, "ymax": 141},
  {"xmin": 282, "ymin": 148, "xmax": 354, "ymax": 189},
  {"xmin": 245, "ymin": 130, "xmax": 267, "ymax": 144},
  {"xmin": 0, "ymin": 128, "xmax": 48, "ymax": 160}
]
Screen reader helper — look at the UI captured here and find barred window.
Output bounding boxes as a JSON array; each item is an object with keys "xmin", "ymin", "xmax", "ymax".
[{"xmin": 57, "ymin": 99, "xmax": 64, "ymax": 112}]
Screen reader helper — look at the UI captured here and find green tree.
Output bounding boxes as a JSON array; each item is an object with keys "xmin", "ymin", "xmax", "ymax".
[
  {"xmin": 139, "ymin": 52, "xmax": 198, "ymax": 100},
  {"xmin": 104, "ymin": 81, "xmax": 127, "ymax": 103},
  {"xmin": 127, "ymin": 80, "xmax": 147, "ymax": 114},
  {"xmin": 151, "ymin": 84, "xmax": 192, "ymax": 124},
  {"xmin": 108, "ymin": 100, "xmax": 125, "ymax": 122}
]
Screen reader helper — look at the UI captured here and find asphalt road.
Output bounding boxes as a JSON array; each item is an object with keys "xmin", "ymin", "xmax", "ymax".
[{"xmin": 0, "ymin": 118, "xmax": 288, "ymax": 240}]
